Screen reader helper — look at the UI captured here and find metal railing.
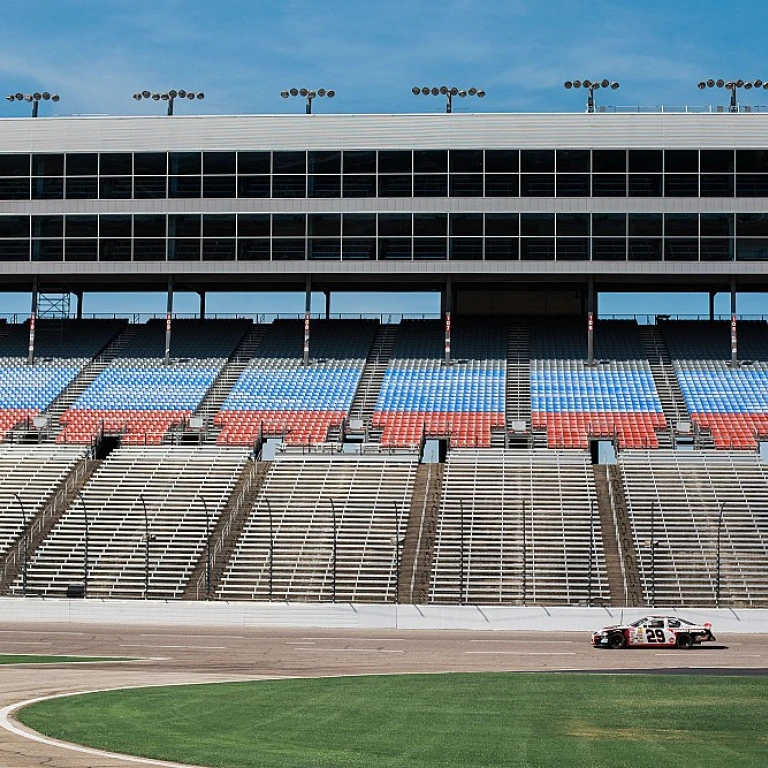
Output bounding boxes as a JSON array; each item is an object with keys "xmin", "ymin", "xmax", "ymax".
[{"xmin": 2, "ymin": 459, "xmax": 92, "ymax": 587}]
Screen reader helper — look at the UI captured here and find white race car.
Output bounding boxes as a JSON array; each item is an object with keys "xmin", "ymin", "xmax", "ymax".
[{"xmin": 592, "ymin": 615, "xmax": 716, "ymax": 650}]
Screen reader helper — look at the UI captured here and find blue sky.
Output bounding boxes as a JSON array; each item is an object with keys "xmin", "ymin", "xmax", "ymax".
[{"xmin": 0, "ymin": 0, "xmax": 765, "ymax": 319}]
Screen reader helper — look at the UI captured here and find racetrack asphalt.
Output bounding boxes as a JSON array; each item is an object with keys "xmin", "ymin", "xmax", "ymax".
[{"xmin": 1, "ymin": 622, "xmax": 767, "ymax": 767}]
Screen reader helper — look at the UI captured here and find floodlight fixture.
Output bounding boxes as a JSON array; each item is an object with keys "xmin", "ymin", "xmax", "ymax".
[
  {"xmin": 412, "ymin": 85, "xmax": 486, "ymax": 113},
  {"xmin": 133, "ymin": 89, "xmax": 204, "ymax": 115},
  {"xmin": 5, "ymin": 90, "xmax": 61, "ymax": 117},
  {"xmin": 281, "ymin": 87, "xmax": 336, "ymax": 114},
  {"xmin": 563, "ymin": 79, "xmax": 619, "ymax": 113},
  {"xmin": 697, "ymin": 78, "xmax": 767, "ymax": 112}
]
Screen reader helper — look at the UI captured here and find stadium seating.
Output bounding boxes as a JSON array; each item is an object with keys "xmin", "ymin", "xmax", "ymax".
[
  {"xmin": 531, "ymin": 319, "xmax": 665, "ymax": 449},
  {"xmin": 620, "ymin": 450, "xmax": 768, "ymax": 606},
  {"xmin": 372, "ymin": 320, "xmax": 506, "ymax": 448},
  {"xmin": 0, "ymin": 320, "xmax": 124, "ymax": 442},
  {"xmin": 662, "ymin": 320, "xmax": 768, "ymax": 449},
  {"xmin": 59, "ymin": 320, "xmax": 249, "ymax": 444},
  {"xmin": 15, "ymin": 446, "xmax": 249, "ymax": 599},
  {"xmin": 217, "ymin": 453, "xmax": 417, "ymax": 602},
  {"xmin": 430, "ymin": 449, "xmax": 608, "ymax": 605},
  {"xmin": 0, "ymin": 445, "xmax": 86, "ymax": 559},
  {"xmin": 216, "ymin": 319, "xmax": 377, "ymax": 446}
]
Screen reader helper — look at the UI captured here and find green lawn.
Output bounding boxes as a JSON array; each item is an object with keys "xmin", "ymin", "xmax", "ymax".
[
  {"xmin": 0, "ymin": 654, "xmax": 131, "ymax": 665},
  {"xmin": 18, "ymin": 673, "xmax": 768, "ymax": 768}
]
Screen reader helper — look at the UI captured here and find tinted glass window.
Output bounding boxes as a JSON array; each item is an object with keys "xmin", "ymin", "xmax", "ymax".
[
  {"xmin": 308, "ymin": 213, "xmax": 341, "ymax": 237},
  {"xmin": 238, "ymin": 176, "xmax": 270, "ymax": 197},
  {"xmin": 378, "ymin": 214, "xmax": 412, "ymax": 236},
  {"xmin": 665, "ymin": 150, "xmax": 698, "ymax": 172},
  {"xmin": 485, "ymin": 150, "xmax": 518, "ymax": 172},
  {"xmin": 450, "ymin": 150, "xmax": 483, "ymax": 172},
  {"xmin": 593, "ymin": 150, "xmax": 626, "ymax": 172},
  {"xmin": 414, "ymin": 175, "xmax": 447, "ymax": 196},
  {"xmin": 557, "ymin": 150, "xmax": 590, "ymax": 172},
  {"xmin": 169, "ymin": 152, "xmax": 201, "ymax": 175},
  {"xmin": 343, "ymin": 214, "xmax": 376, "ymax": 236},
  {"xmin": 557, "ymin": 213, "xmax": 589, "ymax": 236},
  {"xmin": 203, "ymin": 152, "xmax": 236, "ymax": 174},
  {"xmin": 450, "ymin": 213, "xmax": 483, "ymax": 236},
  {"xmin": 665, "ymin": 213, "xmax": 698, "ymax": 237},
  {"xmin": 379, "ymin": 151, "xmax": 412, "ymax": 173},
  {"xmin": 520, "ymin": 174, "xmax": 554, "ymax": 196},
  {"xmin": 0, "ymin": 155, "xmax": 30, "ymax": 176},
  {"xmin": 628, "ymin": 214, "xmax": 662, "ymax": 236},
  {"xmin": 100, "ymin": 215, "xmax": 132, "ymax": 238},
  {"xmin": 134, "ymin": 215, "xmax": 166, "ymax": 238},
  {"xmin": 168, "ymin": 214, "xmax": 201, "ymax": 238},
  {"xmin": 203, "ymin": 214, "xmax": 236, "ymax": 237},
  {"xmin": 272, "ymin": 152, "xmax": 306, "ymax": 173},
  {"xmin": 32, "ymin": 215, "xmax": 63, "ymax": 237},
  {"xmin": 65, "ymin": 215, "xmax": 98, "ymax": 238},
  {"xmin": 308, "ymin": 151, "xmax": 341, "ymax": 174},
  {"xmin": 134, "ymin": 153, "xmax": 167, "ymax": 175},
  {"xmin": 32, "ymin": 154, "xmax": 64, "ymax": 176},
  {"xmin": 485, "ymin": 214, "xmax": 518, "ymax": 236},
  {"xmin": 737, "ymin": 150, "xmax": 768, "ymax": 173},
  {"xmin": 629, "ymin": 150, "xmax": 663, "ymax": 172},
  {"xmin": 272, "ymin": 214, "xmax": 306, "ymax": 237},
  {"xmin": 700, "ymin": 213, "xmax": 733, "ymax": 237},
  {"xmin": 308, "ymin": 175, "xmax": 341, "ymax": 198},
  {"xmin": 100, "ymin": 153, "xmax": 132, "ymax": 175},
  {"xmin": 520, "ymin": 213, "xmax": 554, "ymax": 236},
  {"xmin": 343, "ymin": 151, "xmax": 376, "ymax": 173},
  {"xmin": 414, "ymin": 213, "xmax": 447, "ymax": 236},
  {"xmin": 238, "ymin": 214, "xmax": 270, "ymax": 237},
  {"xmin": 66, "ymin": 153, "xmax": 98, "ymax": 176},
  {"xmin": 737, "ymin": 214, "xmax": 768, "ymax": 237},
  {"xmin": 556, "ymin": 175, "xmax": 590, "ymax": 196},
  {"xmin": 701, "ymin": 150, "xmax": 734, "ymax": 173},
  {"xmin": 0, "ymin": 216, "xmax": 30, "ymax": 238},
  {"xmin": 592, "ymin": 213, "xmax": 626, "ymax": 236},
  {"xmin": 414, "ymin": 150, "xmax": 447, "ymax": 173},
  {"xmin": 238, "ymin": 152, "xmax": 270, "ymax": 174},
  {"xmin": 520, "ymin": 150, "xmax": 554, "ymax": 172}
]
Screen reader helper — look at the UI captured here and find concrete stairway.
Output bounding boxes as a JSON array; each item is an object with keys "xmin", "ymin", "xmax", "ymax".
[
  {"xmin": 503, "ymin": 322, "xmax": 533, "ymax": 448},
  {"xmin": 182, "ymin": 460, "xmax": 270, "ymax": 599},
  {"xmin": 348, "ymin": 324, "xmax": 398, "ymax": 426},
  {"xmin": 592, "ymin": 465, "xmax": 629, "ymax": 606},
  {"xmin": 192, "ymin": 325, "xmax": 267, "ymax": 444},
  {"xmin": 36, "ymin": 324, "xmax": 137, "ymax": 439},
  {"xmin": 399, "ymin": 462, "xmax": 444, "ymax": 603},
  {"xmin": 638, "ymin": 325, "xmax": 690, "ymax": 448},
  {"xmin": 606, "ymin": 463, "xmax": 643, "ymax": 606}
]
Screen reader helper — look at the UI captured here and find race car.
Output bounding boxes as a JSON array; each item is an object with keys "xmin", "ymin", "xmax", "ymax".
[{"xmin": 592, "ymin": 615, "xmax": 716, "ymax": 649}]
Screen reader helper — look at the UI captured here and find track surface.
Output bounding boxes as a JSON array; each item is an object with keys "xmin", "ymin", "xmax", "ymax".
[{"xmin": 1, "ymin": 622, "xmax": 767, "ymax": 767}]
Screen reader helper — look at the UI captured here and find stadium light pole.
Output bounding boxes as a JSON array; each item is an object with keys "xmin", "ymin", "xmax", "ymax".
[
  {"xmin": 280, "ymin": 88, "xmax": 335, "ymax": 114},
  {"xmin": 75, "ymin": 490, "xmax": 89, "ymax": 598},
  {"xmin": 133, "ymin": 90, "xmax": 205, "ymax": 116},
  {"xmin": 563, "ymin": 79, "xmax": 619, "ymax": 113},
  {"xmin": 697, "ymin": 79, "xmax": 767, "ymax": 113},
  {"xmin": 5, "ymin": 91, "xmax": 60, "ymax": 117},
  {"xmin": 12, "ymin": 493, "xmax": 28, "ymax": 597},
  {"xmin": 139, "ymin": 495, "xmax": 155, "ymax": 600},
  {"xmin": 196, "ymin": 495, "xmax": 212, "ymax": 600},
  {"xmin": 265, "ymin": 498, "xmax": 275, "ymax": 601},
  {"xmin": 411, "ymin": 86, "xmax": 485, "ymax": 113},
  {"xmin": 715, "ymin": 501, "xmax": 726, "ymax": 607}
]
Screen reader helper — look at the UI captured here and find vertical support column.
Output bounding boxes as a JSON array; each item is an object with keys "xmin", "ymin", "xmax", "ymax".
[
  {"xmin": 444, "ymin": 277, "xmax": 453, "ymax": 365},
  {"xmin": 324, "ymin": 290, "xmax": 331, "ymax": 320},
  {"xmin": 75, "ymin": 291, "xmax": 83, "ymax": 320},
  {"xmin": 709, "ymin": 291, "xmax": 716, "ymax": 322},
  {"xmin": 587, "ymin": 311, "xmax": 595, "ymax": 367},
  {"xmin": 198, "ymin": 291, "xmax": 206, "ymax": 320},
  {"xmin": 303, "ymin": 276, "xmax": 312, "ymax": 366},
  {"xmin": 164, "ymin": 280, "xmax": 174, "ymax": 366},
  {"xmin": 730, "ymin": 279, "xmax": 738, "ymax": 367},
  {"xmin": 27, "ymin": 278, "xmax": 38, "ymax": 365}
]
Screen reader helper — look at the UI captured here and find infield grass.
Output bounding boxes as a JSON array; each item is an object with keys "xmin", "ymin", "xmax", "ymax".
[
  {"xmin": 18, "ymin": 673, "xmax": 768, "ymax": 768},
  {"xmin": 0, "ymin": 654, "xmax": 130, "ymax": 664}
]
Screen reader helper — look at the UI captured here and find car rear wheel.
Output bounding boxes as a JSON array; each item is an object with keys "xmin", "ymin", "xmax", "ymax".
[
  {"xmin": 608, "ymin": 631, "xmax": 626, "ymax": 649},
  {"xmin": 676, "ymin": 633, "xmax": 694, "ymax": 649}
]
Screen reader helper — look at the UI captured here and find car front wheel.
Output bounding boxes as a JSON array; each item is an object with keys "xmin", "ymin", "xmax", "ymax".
[
  {"xmin": 608, "ymin": 631, "xmax": 626, "ymax": 649},
  {"xmin": 676, "ymin": 633, "xmax": 694, "ymax": 649}
]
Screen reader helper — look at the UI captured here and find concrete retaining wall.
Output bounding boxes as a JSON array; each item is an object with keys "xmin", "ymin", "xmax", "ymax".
[{"xmin": 1, "ymin": 598, "xmax": 767, "ymax": 633}]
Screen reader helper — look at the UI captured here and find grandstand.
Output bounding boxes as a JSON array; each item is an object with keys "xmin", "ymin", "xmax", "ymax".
[{"xmin": 1, "ymin": 111, "xmax": 768, "ymax": 608}]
